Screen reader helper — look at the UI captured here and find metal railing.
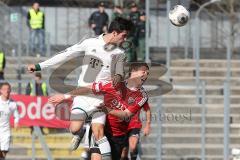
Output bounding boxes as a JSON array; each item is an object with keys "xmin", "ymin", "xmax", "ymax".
[{"xmin": 32, "ymin": 126, "xmax": 53, "ymax": 160}]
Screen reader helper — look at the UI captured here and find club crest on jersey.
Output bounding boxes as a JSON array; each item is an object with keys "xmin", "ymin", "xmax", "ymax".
[
  {"xmin": 116, "ymin": 90, "xmax": 121, "ymax": 95},
  {"xmin": 128, "ymin": 97, "xmax": 135, "ymax": 104}
]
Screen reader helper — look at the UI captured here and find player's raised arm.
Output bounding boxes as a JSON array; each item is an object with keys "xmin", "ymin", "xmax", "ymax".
[
  {"xmin": 48, "ymin": 82, "xmax": 107, "ymax": 105},
  {"xmin": 27, "ymin": 40, "xmax": 88, "ymax": 72}
]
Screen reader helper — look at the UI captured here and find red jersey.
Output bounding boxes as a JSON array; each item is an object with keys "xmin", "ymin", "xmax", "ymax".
[
  {"xmin": 92, "ymin": 81, "xmax": 148, "ymax": 136},
  {"xmin": 128, "ymin": 102, "xmax": 150, "ymax": 130}
]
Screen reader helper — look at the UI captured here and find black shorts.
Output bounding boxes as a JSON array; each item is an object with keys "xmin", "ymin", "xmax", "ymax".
[
  {"xmin": 106, "ymin": 133, "xmax": 128, "ymax": 160},
  {"xmin": 128, "ymin": 128, "xmax": 141, "ymax": 138}
]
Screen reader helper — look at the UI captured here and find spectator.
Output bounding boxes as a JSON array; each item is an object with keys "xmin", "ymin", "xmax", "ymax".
[
  {"xmin": 26, "ymin": 72, "xmax": 48, "ymax": 134},
  {"xmin": 26, "ymin": 72, "xmax": 48, "ymax": 96},
  {"xmin": 126, "ymin": 2, "xmax": 141, "ymax": 62},
  {"xmin": 0, "ymin": 50, "xmax": 6, "ymax": 80},
  {"xmin": 88, "ymin": 1, "xmax": 109, "ymax": 36},
  {"xmin": 111, "ymin": 5, "xmax": 126, "ymax": 21},
  {"xmin": 137, "ymin": 11, "xmax": 146, "ymax": 61},
  {"xmin": 27, "ymin": 2, "xmax": 45, "ymax": 57}
]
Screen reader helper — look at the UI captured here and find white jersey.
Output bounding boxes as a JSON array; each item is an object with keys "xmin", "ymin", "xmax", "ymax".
[
  {"xmin": 0, "ymin": 97, "xmax": 19, "ymax": 134},
  {"xmin": 39, "ymin": 34, "xmax": 125, "ymax": 87}
]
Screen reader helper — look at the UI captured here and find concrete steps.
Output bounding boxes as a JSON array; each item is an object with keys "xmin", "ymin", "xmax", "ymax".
[
  {"xmin": 159, "ymin": 95, "xmax": 240, "ymax": 104},
  {"xmin": 170, "ymin": 59, "xmax": 240, "ymax": 68},
  {"xmin": 143, "ymin": 59, "xmax": 240, "ymax": 159},
  {"xmin": 8, "ymin": 128, "xmax": 84, "ymax": 159},
  {"xmin": 141, "ymin": 133, "xmax": 240, "ymax": 144},
  {"xmin": 141, "ymin": 143, "xmax": 240, "ymax": 157}
]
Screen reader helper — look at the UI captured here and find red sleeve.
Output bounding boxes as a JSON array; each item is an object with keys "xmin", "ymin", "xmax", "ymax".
[
  {"xmin": 92, "ymin": 82, "xmax": 115, "ymax": 95},
  {"xmin": 143, "ymin": 102, "xmax": 150, "ymax": 111},
  {"xmin": 92, "ymin": 82, "xmax": 104, "ymax": 95}
]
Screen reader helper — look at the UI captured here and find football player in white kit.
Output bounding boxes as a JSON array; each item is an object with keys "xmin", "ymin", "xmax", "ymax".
[
  {"xmin": 0, "ymin": 82, "xmax": 19, "ymax": 159},
  {"xmin": 27, "ymin": 17, "xmax": 133, "ymax": 160}
]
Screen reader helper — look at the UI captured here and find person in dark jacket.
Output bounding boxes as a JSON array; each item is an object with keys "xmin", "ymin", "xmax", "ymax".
[
  {"xmin": 126, "ymin": 2, "xmax": 141, "ymax": 62},
  {"xmin": 111, "ymin": 5, "xmax": 126, "ymax": 21},
  {"xmin": 88, "ymin": 2, "xmax": 109, "ymax": 36},
  {"xmin": 137, "ymin": 11, "xmax": 146, "ymax": 61}
]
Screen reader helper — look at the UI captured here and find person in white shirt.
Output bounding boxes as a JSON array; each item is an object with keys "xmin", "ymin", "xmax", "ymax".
[
  {"xmin": 27, "ymin": 17, "xmax": 133, "ymax": 160},
  {"xmin": 0, "ymin": 82, "xmax": 19, "ymax": 159}
]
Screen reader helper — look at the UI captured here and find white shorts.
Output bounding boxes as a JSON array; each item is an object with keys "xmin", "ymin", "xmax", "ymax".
[
  {"xmin": 0, "ymin": 134, "xmax": 10, "ymax": 151},
  {"xmin": 70, "ymin": 96, "xmax": 106, "ymax": 125}
]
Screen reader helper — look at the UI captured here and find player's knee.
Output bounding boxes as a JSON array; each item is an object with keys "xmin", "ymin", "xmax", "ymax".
[
  {"xmin": 69, "ymin": 121, "xmax": 84, "ymax": 134},
  {"xmin": 92, "ymin": 123, "xmax": 104, "ymax": 140},
  {"xmin": 129, "ymin": 141, "xmax": 138, "ymax": 153},
  {"xmin": 129, "ymin": 145, "xmax": 137, "ymax": 153},
  {"xmin": 129, "ymin": 137, "xmax": 138, "ymax": 152}
]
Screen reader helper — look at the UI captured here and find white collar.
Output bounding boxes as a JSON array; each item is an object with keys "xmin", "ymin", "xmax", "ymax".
[
  {"xmin": 99, "ymin": 34, "xmax": 107, "ymax": 45},
  {"xmin": 0, "ymin": 96, "xmax": 10, "ymax": 104}
]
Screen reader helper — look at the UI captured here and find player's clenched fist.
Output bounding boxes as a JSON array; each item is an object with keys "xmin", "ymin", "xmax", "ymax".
[{"xmin": 27, "ymin": 64, "xmax": 36, "ymax": 73}]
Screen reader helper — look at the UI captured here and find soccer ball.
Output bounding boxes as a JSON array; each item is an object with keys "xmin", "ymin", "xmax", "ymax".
[{"xmin": 169, "ymin": 5, "xmax": 190, "ymax": 27}]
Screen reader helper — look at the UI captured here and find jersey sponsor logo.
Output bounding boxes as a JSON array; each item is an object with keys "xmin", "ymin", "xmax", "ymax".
[{"xmin": 89, "ymin": 57, "xmax": 102, "ymax": 69}]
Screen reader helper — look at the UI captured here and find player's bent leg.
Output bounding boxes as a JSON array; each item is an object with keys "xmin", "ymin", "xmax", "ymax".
[
  {"xmin": 70, "ymin": 120, "xmax": 85, "ymax": 151},
  {"xmin": 69, "ymin": 97, "xmax": 90, "ymax": 151},
  {"xmin": 69, "ymin": 107, "xmax": 86, "ymax": 151},
  {"xmin": 69, "ymin": 120, "xmax": 85, "ymax": 134},
  {"xmin": 128, "ymin": 129, "xmax": 141, "ymax": 160},
  {"xmin": 91, "ymin": 111, "xmax": 106, "ymax": 140},
  {"xmin": 91, "ymin": 112, "xmax": 111, "ymax": 159},
  {"xmin": 129, "ymin": 136, "xmax": 138, "ymax": 160},
  {"xmin": 121, "ymin": 147, "xmax": 129, "ymax": 160},
  {"xmin": 91, "ymin": 123, "xmax": 104, "ymax": 140}
]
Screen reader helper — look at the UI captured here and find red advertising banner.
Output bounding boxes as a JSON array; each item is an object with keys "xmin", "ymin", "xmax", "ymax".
[{"xmin": 10, "ymin": 95, "xmax": 70, "ymax": 128}]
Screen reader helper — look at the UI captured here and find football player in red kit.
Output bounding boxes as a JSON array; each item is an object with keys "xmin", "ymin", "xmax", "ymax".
[
  {"xmin": 92, "ymin": 62, "xmax": 150, "ymax": 160},
  {"xmin": 49, "ymin": 62, "xmax": 150, "ymax": 160}
]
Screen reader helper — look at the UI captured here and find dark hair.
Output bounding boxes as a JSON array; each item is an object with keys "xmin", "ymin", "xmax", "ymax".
[
  {"xmin": 129, "ymin": 62, "xmax": 149, "ymax": 76},
  {"xmin": 114, "ymin": 5, "xmax": 122, "ymax": 9},
  {"xmin": 108, "ymin": 17, "xmax": 134, "ymax": 33},
  {"xmin": 0, "ymin": 82, "xmax": 11, "ymax": 89}
]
